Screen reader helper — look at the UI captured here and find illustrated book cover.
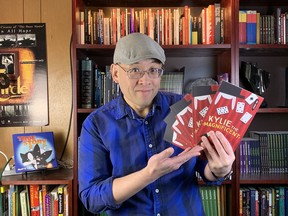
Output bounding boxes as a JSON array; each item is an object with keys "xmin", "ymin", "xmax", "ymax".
[
  {"xmin": 164, "ymin": 81, "xmax": 264, "ymax": 151},
  {"xmin": 12, "ymin": 131, "xmax": 58, "ymax": 173},
  {"xmin": 0, "ymin": 23, "xmax": 49, "ymax": 127}
]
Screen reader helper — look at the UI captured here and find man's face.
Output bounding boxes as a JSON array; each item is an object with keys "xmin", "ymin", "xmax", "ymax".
[{"xmin": 111, "ymin": 59, "xmax": 162, "ymax": 116}]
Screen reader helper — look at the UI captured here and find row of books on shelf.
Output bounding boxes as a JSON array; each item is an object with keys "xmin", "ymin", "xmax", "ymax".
[
  {"xmin": 239, "ymin": 8, "xmax": 288, "ymax": 45},
  {"xmin": 77, "ymin": 4, "xmax": 225, "ymax": 46},
  {"xmin": 240, "ymin": 131, "xmax": 288, "ymax": 175},
  {"xmin": 240, "ymin": 186, "xmax": 288, "ymax": 216},
  {"xmin": 199, "ymin": 185, "xmax": 227, "ymax": 216},
  {"xmin": 0, "ymin": 184, "xmax": 69, "ymax": 216},
  {"xmin": 80, "ymin": 59, "xmax": 119, "ymax": 108},
  {"xmin": 80, "ymin": 59, "xmax": 185, "ymax": 108}
]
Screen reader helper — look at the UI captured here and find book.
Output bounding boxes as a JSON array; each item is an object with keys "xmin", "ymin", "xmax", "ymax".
[
  {"xmin": 19, "ymin": 187, "xmax": 30, "ymax": 216},
  {"xmin": 29, "ymin": 185, "xmax": 40, "ymax": 216},
  {"xmin": 12, "ymin": 131, "xmax": 58, "ymax": 173},
  {"xmin": 50, "ymin": 187, "xmax": 59, "ymax": 216},
  {"xmin": 0, "ymin": 185, "xmax": 9, "ymax": 216},
  {"xmin": 164, "ymin": 81, "xmax": 264, "ymax": 151},
  {"xmin": 57, "ymin": 185, "xmax": 66, "ymax": 216},
  {"xmin": 214, "ymin": 3, "xmax": 221, "ymax": 44},
  {"xmin": 197, "ymin": 81, "xmax": 263, "ymax": 151},
  {"xmin": 239, "ymin": 11, "xmax": 247, "ymax": 44},
  {"xmin": 81, "ymin": 58, "xmax": 94, "ymax": 108},
  {"xmin": 160, "ymin": 69, "xmax": 184, "ymax": 95},
  {"xmin": 63, "ymin": 185, "xmax": 69, "ymax": 216},
  {"xmin": 246, "ymin": 10, "xmax": 257, "ymax": 44}
]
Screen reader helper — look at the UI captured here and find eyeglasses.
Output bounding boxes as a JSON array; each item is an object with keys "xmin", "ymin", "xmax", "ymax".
[{"xmin": 116, "ymin": 63, "xmax": 164, "ymax": 79}]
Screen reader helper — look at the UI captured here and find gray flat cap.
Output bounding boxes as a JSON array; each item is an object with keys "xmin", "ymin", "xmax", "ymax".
[{"xmin": 113, "ymin": 33, "xmax": 165, "ymax": 65}]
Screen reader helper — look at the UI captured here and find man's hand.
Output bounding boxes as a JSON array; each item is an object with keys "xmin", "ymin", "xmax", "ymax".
[
  {"xmin": 145, "ymin": 145, "xmax": 204, "ymax": 181},
  {"xmin": 200, "ymin": 131, "xmax": 235, "ymax": 179}
]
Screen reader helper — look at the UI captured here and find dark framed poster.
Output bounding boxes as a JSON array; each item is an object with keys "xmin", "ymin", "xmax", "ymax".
[{"xmin": 0, "ymin": 23, "xmax": 48, "ymax": 127}]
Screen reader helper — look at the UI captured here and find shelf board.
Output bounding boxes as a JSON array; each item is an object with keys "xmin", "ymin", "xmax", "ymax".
[
  {"xmin": 1, "ymin": 168, "xmax": 73, "ymax": 185},
  {"xmin": 239, "ymin": 44, "xmax": 288, "ymax": 56},
  {"xmin": 239, "ymin": 0, "xmax": 288, "ymax": 7},
  {"xmin": 83, "ymin": 0, "xmax": 220, "ymax": 8},
  {"xmin": 78, "ymin": 108, "xmax": 95, "ymax": 113},
  {"xmin": 76, "ymin": 44, "xmax": 231, "ymax": 57},
  {"xmin": 240, "ymin": 174, "xmax": 288, "ymax": 184},
  {"xmin": 258, "ymin": 107, "xmax": 288, "ymax": 113}
]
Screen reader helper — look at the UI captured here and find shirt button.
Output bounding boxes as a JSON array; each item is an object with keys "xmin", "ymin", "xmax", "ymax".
[
  {"xmin": 155, "ymin": 189, "xmax": 159, "ymax": 193},
  {"xmin": 149, "ymin": 144, "xmax": 153, "ymax": 148},
  {"xmin": 145, "ymin": 121, "xmax": 148, "ymax": 125}
]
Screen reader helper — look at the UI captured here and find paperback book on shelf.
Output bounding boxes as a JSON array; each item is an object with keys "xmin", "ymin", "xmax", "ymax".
[
  {"xmin": 164, "ymin": 81, "xmax": 264, "ymax": 151},
  {"xmin": 12, "ymin": 131, "xmax": 58, "ymax": 173}
]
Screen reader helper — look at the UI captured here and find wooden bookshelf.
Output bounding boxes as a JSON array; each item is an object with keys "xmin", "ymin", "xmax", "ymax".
[
  {"xmin": 72, "ymin": 0, "xmax": 288, "ymax": 215},
  {"xmin": 1, "ymin": 168, "xmax": 73, "ymax": 215}
]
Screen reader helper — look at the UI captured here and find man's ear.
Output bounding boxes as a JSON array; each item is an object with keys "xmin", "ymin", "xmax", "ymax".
[{"xmin": 111, "ymin": 64, "xmax": 119, "ymax": 83}]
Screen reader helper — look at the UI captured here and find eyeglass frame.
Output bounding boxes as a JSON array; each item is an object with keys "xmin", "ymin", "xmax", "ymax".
[{"xmin": 116, "ymin": 63, "xmax": 164, "ymax": 79}]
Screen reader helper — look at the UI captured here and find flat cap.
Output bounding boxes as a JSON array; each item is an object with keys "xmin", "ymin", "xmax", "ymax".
[{"xmin": 113, "ymin": 33, "xmax": 165, "ymax": 65}]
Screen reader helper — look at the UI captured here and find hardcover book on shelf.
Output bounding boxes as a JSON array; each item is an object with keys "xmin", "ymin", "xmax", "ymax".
[
  {"xmin": 12, "ymin": 131, "xmax": 58, "ymax": 173},
  {"xmin": 246, "ymin": 10, "xmax": 257, "ymax": 44},
  {"xmin": 0, "ymin": 185, "xmax": 9, "ymax": 216},
  {"xmin": 19, "ymin": 186, "xmax": 30, "ymax": 216},
  {"xmin": 29, "ymin": 185, "xmax": 40, "ymax": 216},
  {"xmin": 160, "ymin": 70, "xmax": 184, "ymax": 95},
  {"xmin": 239, "ymin": 10, "xmax": 247, "ymax": 44},
  {"xmin": 81, "ymin": 58, "xmax": 94, "ymax": 108}
]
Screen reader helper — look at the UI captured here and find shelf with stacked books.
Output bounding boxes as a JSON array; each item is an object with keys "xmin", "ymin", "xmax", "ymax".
[
  {"xmin": 235, "ymin": 0, "xmax": 288, "ymax": 215},
  {"xmin": 73, "ymin": 0, "xmax": 235, "ymax": 215}
]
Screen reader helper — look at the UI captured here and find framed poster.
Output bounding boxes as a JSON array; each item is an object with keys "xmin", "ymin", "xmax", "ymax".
[{"xmin": 0, "ymin": 23, "xmax": 48, "ymax": 127}]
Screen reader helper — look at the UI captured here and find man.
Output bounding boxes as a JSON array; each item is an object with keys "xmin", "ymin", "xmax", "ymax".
[{"xmin": 78, "ymin": 33, "xmax": 235, "ymax": 215}]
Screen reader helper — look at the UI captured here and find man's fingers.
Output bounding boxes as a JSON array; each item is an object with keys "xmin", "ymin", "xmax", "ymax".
[{"xmin": 158, "ymin": 147, "xmax": 174, "ymax": 159}]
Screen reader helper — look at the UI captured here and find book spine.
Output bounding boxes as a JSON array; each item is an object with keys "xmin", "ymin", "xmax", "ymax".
[
  {"xmin": 246, "ymin": 10, "xmax": 257, "ymax": 44},
  {"xmin": 239, "ymin": 11, "xmax": 247, "ymax": 44},
  {"xmin": 20, "ymin": 189, "xmax": 28, "ymax": 216},
  {"xmin": 214, "ymin": 3, "xmax": 221, "ymax": 44},
  {"xmin": 57, "ymin": 185, "xmax": 65, "ymax": 216},
  {"xmin": 80, "ymin": 58, "xmax": 94, "ymax": 108},
  {"xmin": 29, "ymin": 185, "xmax": 40, "ymax": 216},
  {"xmin": 45, "ymin": 193, "xmax": 52, "ymax": 216}
]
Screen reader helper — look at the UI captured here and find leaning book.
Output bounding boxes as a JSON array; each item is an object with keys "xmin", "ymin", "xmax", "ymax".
[{"xmin": 12, "ymin": 131, "xmax": 58, "ymax": 173}]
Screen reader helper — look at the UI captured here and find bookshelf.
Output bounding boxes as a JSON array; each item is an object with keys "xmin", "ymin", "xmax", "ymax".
[
  {"xmin": 236, "ymin": 0, "xmax": 288, "ymax": 215},
  {"xmin": 72, "ymin": 0, "xmax": 288, "ymax": 215},
  {"xmin": 1, "ymin": 168, "xmax": 73, "ymax": 215}
]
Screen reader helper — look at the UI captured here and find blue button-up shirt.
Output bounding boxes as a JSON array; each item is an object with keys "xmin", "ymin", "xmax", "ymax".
[{"xmin": 79, "ymin": 91, "xmax": 222, "ymax": 216}]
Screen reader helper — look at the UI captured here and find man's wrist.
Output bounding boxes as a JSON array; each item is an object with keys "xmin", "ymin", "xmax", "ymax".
[{"xmin": 211, "ymin": 169, "xmax": 233, "ymax": 180}]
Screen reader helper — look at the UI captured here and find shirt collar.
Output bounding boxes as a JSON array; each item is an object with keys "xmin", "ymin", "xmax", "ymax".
[{"xmin": 114, "ymin": 92, "xmax": 163, "ymax": 120}]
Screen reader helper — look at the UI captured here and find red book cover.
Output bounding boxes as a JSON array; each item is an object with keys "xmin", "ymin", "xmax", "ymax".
[
  {"xmin": 164, "ymin": 81, "xmax": 263, "ymax": 152},
  {"xmin": 192, "ymin": 85, "xmax": 218, "ymax": 144},
  {"xmin": 197, "ymin": 81, "xmax": 263, "ymax": 151},
  {"xmin": 201, "ymin": 8, "xmax": 207, "ymax": 44},
  {"xmin": 206, "ymin": 4, "xmax": 215, "ymax": 44},
  {"xmin": 29, "ymin": 185, "xmax": 40, "ymax": 216},
  {"xmin": 239, "ymin": 11, "xmax": 247, "ymax": 44}
]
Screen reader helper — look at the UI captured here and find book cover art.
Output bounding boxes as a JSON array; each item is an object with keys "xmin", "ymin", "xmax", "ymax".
[
  {"xmin": 12, "ymin": 132, "xmax": 58, "ymax": 173},
  {"xmin": 0, "ymin": 23, "xmax": 48, "ymax": 127},
  {"xmin": 164, "ymin": 81, "xmax": 263, "ymax": 152},
  {"xmin": 197, "ymin": 81, "xmax": 263, "ymax": 151}
]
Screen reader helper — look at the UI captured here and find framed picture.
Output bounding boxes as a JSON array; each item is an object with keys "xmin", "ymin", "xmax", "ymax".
[{"xmin": 0, "ymin": 23, "xmax": 48, "ymax": 127}]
